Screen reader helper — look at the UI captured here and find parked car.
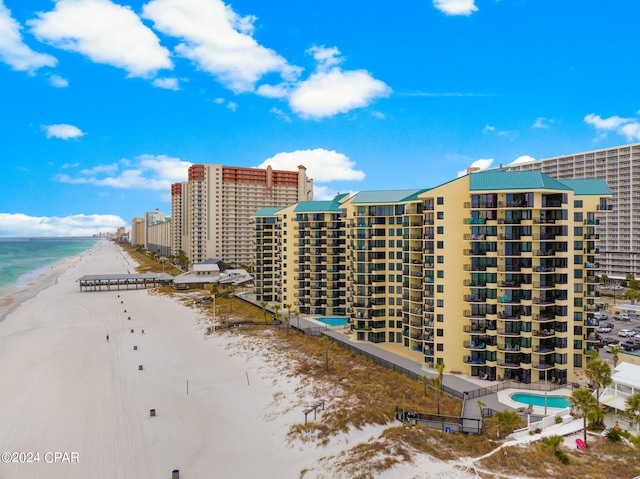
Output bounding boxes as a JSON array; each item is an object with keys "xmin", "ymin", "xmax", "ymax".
[
  {"xmin": 634, "ymin": 334, "xmax": 640, "ymax": 341},
  {"xmin": 594, "ymin": 312, "xmax": 609, "ymax": 321},
  {"xmin": 596, "ymin": 326, "xmax": 612, "ymax": 333},
  {"xmin": 622, "ymin": 340, "xmax": 640, "ymax": 351},
  {"xmin": 602, "ymin": 322, "xmax": 615, "ymax": 330},
  {"xmin": 602, "ymin": 337, "xmax": 620, "ymax": 346},
  {"xmin": 615, "ymin": 312, "xmax": 631, "ymax": 321},
  {"xmin": 618, "ymin": 329, "xmax": 635, "ymax": 337}
]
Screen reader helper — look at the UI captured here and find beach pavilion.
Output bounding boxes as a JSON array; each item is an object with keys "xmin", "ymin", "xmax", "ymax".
[{"xmin": 599, "ymin": 362, "xmax": 640, "ymax": 422}]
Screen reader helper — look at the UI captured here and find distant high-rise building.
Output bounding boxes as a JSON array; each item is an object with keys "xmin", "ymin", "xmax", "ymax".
[
  {"xmin": 509, "ymin": 142, "xmax": 640, "ymax": 279},
  {"xmin": 130, "ymin": 217, "xmax": 145, "ymax": 246},
  {"xmin": 172, "ymin": 164, "xmax": 313, "ymax": 266}
]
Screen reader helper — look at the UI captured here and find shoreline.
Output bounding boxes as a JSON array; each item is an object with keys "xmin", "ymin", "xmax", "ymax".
[{"xmin": 0, "ymin": 241, "xmax": 102, "ymax": 323}]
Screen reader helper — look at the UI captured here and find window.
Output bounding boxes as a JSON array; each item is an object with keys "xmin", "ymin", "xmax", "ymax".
[
  {"xmin": 437, "ymin": 255, "xmax": 444, "ymax": 263},
  {"xmin": 574, "ymin": 212, "xmax": 583, "ymax": 222},
  {"xmin": 437, "ymin": 344, "xmax": 444, "ymax": 351},
  {"xmin": 389, "ymin": 275, "xmax": 394, "ymax": 281},
  {"xmin": 388, "ymin": 332, "xmax": 395, "ymax": 342},
  {"xmin": 389, "ymin": 240, "xmax": 394, "ymax": 247},
  {"xmin": 574, "ymin": 227, "xmax": 583, "ymax": 236},
  {"xmin": 437, "ymin": 314, "xmax": 444, "ymax": 322},
  {"xmin": 574, "ymin": 255, "xmax": 583, "ymax": 264},
  {"xmin": 437, "ymin": 328, "xmax": 444, "ymax": 336},
  {"xmin": 437, "ymin": 212, "xmax": 444, "ymax": 220},
  {"xmin": 437, "ymin": 241, "xmax": 444, "ymax": 249},
  {"xmin": 574, "ymin": 200, "xmax": 583, "ymax": 208},
  {"xmin": 437, "ymin": 197, "xmax": 444, "ymax": 205},
  {"xmin": 574, "ymin": 269, "xmax": 583, "ymax": 279},
  {"xmin": 437, "ymin": 270, "xmax": 444, "ymax": 278},
  {"xmin": 396, "ymin": 320, "xmax": 402, "ymax": 328},
  {"xmin": 437, "ymin": 226, "xmax": 444, "ymax": 234},
  {"xmin": 437, "ymin": 285, "xmax": 444, "ymax": 293},
  {"xmin": 437, "ymin": 299, "xmax": 444, "ymax": 307}
]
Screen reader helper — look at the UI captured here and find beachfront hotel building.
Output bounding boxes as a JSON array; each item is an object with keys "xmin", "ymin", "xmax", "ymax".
[
  {"xmin": 254, "ymin": 169, "xmax": 612, "ymax": 384},
  {"xmin": 508, "ymin": 142, "xmax": 640, "ymax": 280},
  {"xmin": 172, "ymin": 164, "xmax": 313, "ymax": 267}
]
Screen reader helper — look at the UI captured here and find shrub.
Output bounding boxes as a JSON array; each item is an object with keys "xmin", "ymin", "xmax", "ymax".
[{"xmin": 605, "ymin": 428, "xmax": 622, "ymax": 442}]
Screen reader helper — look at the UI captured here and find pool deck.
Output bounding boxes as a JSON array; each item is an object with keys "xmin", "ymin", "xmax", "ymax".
[{"xmin": 497, "ymin": 388, "xmax": 573, "ymax": 416}]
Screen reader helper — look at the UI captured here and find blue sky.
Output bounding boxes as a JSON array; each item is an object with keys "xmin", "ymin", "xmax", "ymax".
[{"xmin": 1, "ymin": 0, "xmax": 640, "ymax": 237}]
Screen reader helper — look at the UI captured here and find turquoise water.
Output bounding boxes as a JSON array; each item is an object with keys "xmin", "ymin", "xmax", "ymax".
[
  {"xmin": 0, "ymin": 237, "xmax": 98, "ymax": 295},
  {"xmin": 316, "ymin": 317, "xmax": 349, "ymax": 326},
  {"xmin": 510, "ymin": 392, "xmax": 571, "ymax": 408}
]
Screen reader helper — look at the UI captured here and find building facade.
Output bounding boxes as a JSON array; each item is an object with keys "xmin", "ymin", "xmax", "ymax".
[
  {"xmin": 130, "ymin": 217, "xmax": 145, "ymax": 246},
  {"xmin": 172, "ymin": 164, "xmax": 313, "ymax": 267},
  {"xmin": 508, "ymin": 142, "xmax": 640, "ymax": 279},
  {"xmin": 254, "ymin": 170, "xmax": 611, "ymax": 384}
]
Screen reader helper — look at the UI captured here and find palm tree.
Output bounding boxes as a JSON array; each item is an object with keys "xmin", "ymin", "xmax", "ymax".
[
  {"xmin": 570, "ymin": 387, "xmax": 598, "ymax": 446},
  {"xmin": 585, "ymin": 357, "xmax": 612, "ymax": 411},
  {"xmin": 432, "ymin": 362, "xmax": 445, "ymax": 414},
  {"xmin": 273, "ymin": 304, "xmax": 281, "ymax": 324},
  {"xmin": 625, "ymin": 392, "xmax": 640, "ymax": 434},
  {"xmin": 319, "ymin": 335, "xmax": 332, "ymax": 372},
  {"xmin": 260, "ymin": 301, "xmax": 268, "ymax": 323},
  {"xmin": 284, "ymin": 304, "xmax": 292, "ymax": 333},
  {"xmin": 294, "ymin": 310, "xmax": 301, "ymax": 332},
  {"xmin": 420, "ymin": 375, "xmax": 428, "ymax": 396},
  {"xmin": 494, "ymin": 409, "xmax": 521, "ymax": 437},
  {"xmin": 608, "ymin": 345, "xmax": 624, "ymax": 368}
]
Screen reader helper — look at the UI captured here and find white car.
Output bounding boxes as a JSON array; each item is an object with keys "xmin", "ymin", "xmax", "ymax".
[
  {"xmin": 618, "ymin": 329, "xmax": 634, "ymax": 337},
  {"xmin": 634, "ymin": 334, "xmax": 640, "ymax": 341},
  {"xmin": 596, "ymin": 326, "xmax": 612, "ymax": 333}
]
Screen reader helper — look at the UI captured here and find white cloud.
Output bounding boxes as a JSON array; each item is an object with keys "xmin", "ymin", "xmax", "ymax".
[
  {"xmin": 142, "ymin": 0, "xmax": 299, "ymax": 92},
  {"xmin": 308, "ymin": 45, "xmax": 343, "ymax": 71},
  {"xmin": 44, "ymin": 123, "xmax": 85, "ymax": 139},
  {"xmin": 152, "ymin": 77, "xmax": 180, "ymax": 90},
  {"xmin": 55, "ymin": 154, "xmax": 192, "ymax": 190},
  {"xmin": 29, "ymin": 0, "xmax": 172, "ymax": 78},
  {"xmin": 483, "ymin": 124, "xmax": 495, "ymax": 132},
  {"xmin": 226, "ymin": 101, "xmax": 237, "ymax": 112},
  {"xmin": 433, "ymin": 0, "xmax": 478, "ymax": 16},
  {"xmin": 584, "ymin": 112, "xmax": 640, "ymax": 141},
  {"xmin": 256, "ymin": 149, "xmax": 365, "ymax": 183},
  {"xmin": 0, "ymin": 2, "xmax": 56, "ymax": 72},
  {"xmin": 370, "ymin": 111, "xmax": 385, "ymax": 119},
  {"xmin": 511, "ymin": 155, "xmax": 536, "ymax": 165},
  {"xmin": 457, "ymin": 158, "xmax": 493, "ymax": 177},
  {"xmin": 269, "ymin": 107, "xmax": 291, "ymax": 123},
  {"xmin": 48, "ymin": 74, "xmax": 68, "ymax": 87},
  {"xmin": 256, "ymin": 83, "xmax": 289, "ymax": 99},
  {"xmin": 61, "ymin": 162, "xmax": 79, "ymax": 169},
  {"xmin": 0, "ymin": 213, "xmax": 126, "ymax": 237},
  {"xmin": 533, "ymin": 117, "xmax": 553, "ymax": 129},
  {"xmin": 289, "ymin": 66, "xmax": 390, "ymax": 119}
]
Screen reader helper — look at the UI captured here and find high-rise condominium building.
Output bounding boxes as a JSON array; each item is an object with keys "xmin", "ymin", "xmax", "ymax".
[
  {"xmin": 172, "ymin": 164, "xmax": 313, "ymax": 267},
  {"xmin": 130, "ymin": 217, "xmax": 145, "ymax": 247},
  {"xmin": 254, "ymin": 169, "xmax": 611, "ymax": 384},
  {"xmin": 508, "ymin": 142, "xmax": 640, "ymax": 280}
]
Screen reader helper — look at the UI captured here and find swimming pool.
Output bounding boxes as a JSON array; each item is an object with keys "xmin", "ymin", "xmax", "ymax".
[
  {"xmin": 510, "ymin": 392, "xmax": 571, "ymax": 408},
  {"xmin": 316, "ymin": 317, "xmax": 349, "ymax": 327}
]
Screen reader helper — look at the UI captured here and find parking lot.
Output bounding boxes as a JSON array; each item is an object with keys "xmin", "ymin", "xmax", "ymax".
[{"xmin": 593, "ymin": 305, "xmax": 640, "ymax": 360}]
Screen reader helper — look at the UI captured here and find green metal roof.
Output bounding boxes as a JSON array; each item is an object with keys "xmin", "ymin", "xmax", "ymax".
[
  {"xmin": 350, "ymin": 189, "xmax": 427, "ymax": 204},
  {"xmin": 469, "ymin": 170, "xmax": 571, "ymax": 191},
  {"xmin": 558, "ymin": 178, "xmax": 612, "ymax": 196},
  {"xmin": 293, "ymin": 200, "xmax": 343, "ymax": 213},
  {"xmin": 251, "ymin": 207, "xmax": 284, "ymax": 217}
]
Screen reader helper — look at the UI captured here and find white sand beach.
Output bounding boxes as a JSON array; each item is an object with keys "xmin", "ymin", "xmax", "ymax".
[{"xmin": 0, "ymin": 241, "xmax": 483, "ymax": 479}]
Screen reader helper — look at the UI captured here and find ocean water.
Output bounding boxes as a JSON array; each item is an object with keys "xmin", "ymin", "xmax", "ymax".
[{"xmin": 0, "ymin": 237, "xmax": 99, "ymax": 295}]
